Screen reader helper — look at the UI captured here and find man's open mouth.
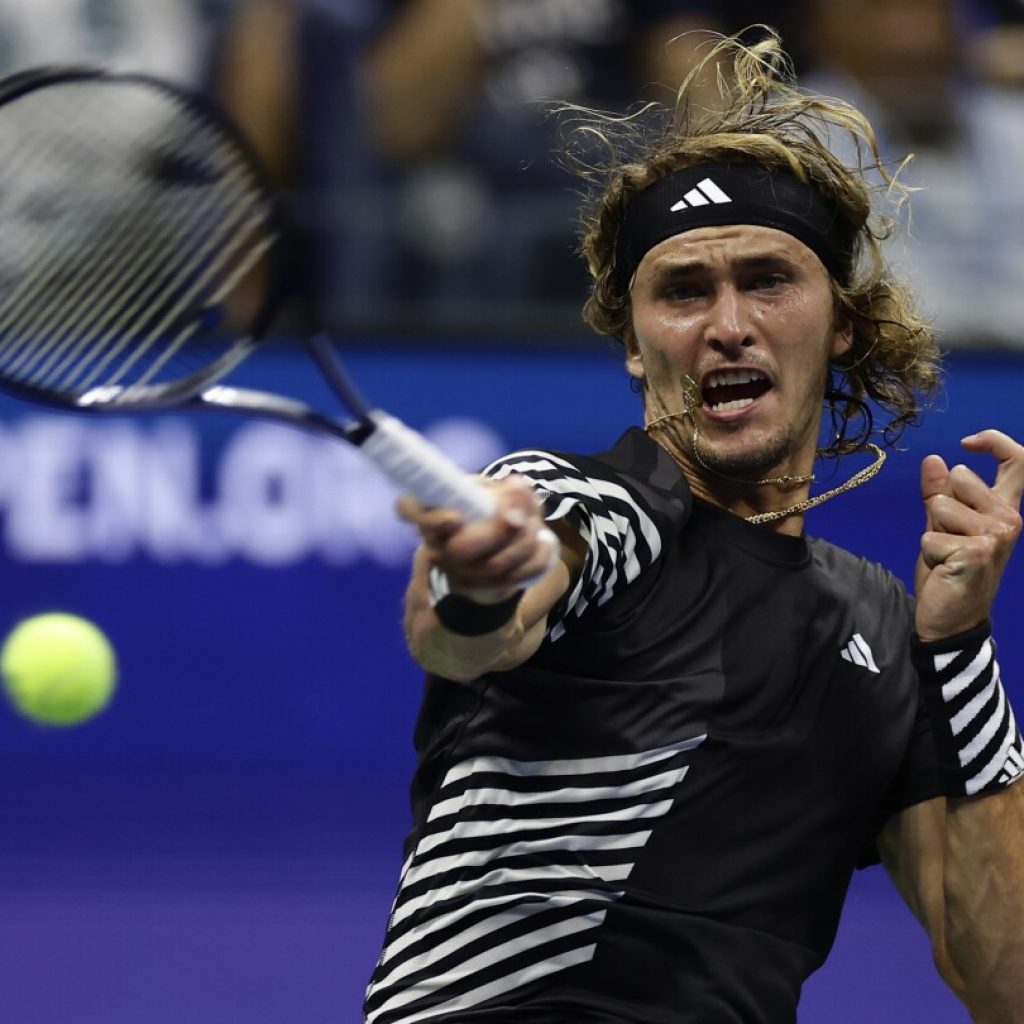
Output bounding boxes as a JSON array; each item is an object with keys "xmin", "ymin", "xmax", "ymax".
[{"xmin": 702, "ymin": 369, "xmax": 772, "ymax": 412}]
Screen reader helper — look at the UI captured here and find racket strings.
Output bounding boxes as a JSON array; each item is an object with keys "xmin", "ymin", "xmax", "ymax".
[
  {"xmin": 65, "ymin": 113, "xmax": 269, "ymax": 390},
  {"xmin": 0, "ymin": 169, "xmax": 203, "ymax": 381},
  {"xmin": 0, "ymin": 127, "xmax": 118, "ymax": 329},
  {"xmin": 0, "ymin": 88, "xmax": 175, "ymax": 346},
  {"xmin": 0, "ymin": 103, "xmax": 231, "ymax": 380},
  {"xmin": 0, "ymin": 124, "xmax": 219, "ymax": 385},
  {"xmin": 90, "ymin": 210, "xmax": 274, "ymax": 394},
  {"xmin": 4, "ymin": 101, "xmax": 264, "ymax": 385},
  {"xmin": 0, "ymin": 77, "xmax": 277, "ymax": 400},
  {"xmin": 56, "ymin": 190, "xmax": 266, "ymax": 391}
]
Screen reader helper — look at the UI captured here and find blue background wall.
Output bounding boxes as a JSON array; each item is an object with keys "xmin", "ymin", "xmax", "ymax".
[{"xmin": 1, "ymin": 341, "xmax": 1021, "ymax": 1023}]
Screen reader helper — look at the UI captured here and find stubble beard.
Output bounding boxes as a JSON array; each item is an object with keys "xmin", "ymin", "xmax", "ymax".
[{"xmin": 691, "ymin": 421, "xmax": 796, "ymax": 482}]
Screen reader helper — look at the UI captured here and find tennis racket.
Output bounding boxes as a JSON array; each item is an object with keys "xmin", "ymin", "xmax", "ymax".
[{"xmin": 0, "ymin": 65, "xmax": 497, "ymax": 523}]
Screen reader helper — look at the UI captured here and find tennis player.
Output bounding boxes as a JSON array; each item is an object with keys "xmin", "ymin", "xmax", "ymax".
[{"xmin": 366, "ymin": 31, "xmax": 1024, "ymax": 1024}]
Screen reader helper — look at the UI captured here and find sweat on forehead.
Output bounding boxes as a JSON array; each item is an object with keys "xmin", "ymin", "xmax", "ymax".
[{"xmin": 613, "ymin": 163, "xmax": 851, "ymax": 290}]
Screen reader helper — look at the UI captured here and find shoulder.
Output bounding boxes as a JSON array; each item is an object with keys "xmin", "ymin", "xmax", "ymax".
[
  {"xmin": 808, "ymin": 536, "xmax": 914, "ymax": 616},
  {"xmin": 484, "ymin": 429, "xmax": 693, "ymax": 639},
  {"xmin": 483, "ymin": 427, "xmax": 692, "ymax": 536},
  {"xmin": 809, "ymin": 537, "xmax": 905, "ymax": 585}
]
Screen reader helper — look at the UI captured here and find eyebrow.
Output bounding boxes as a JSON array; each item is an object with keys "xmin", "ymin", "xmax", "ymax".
[{"xmin": 648, "ymin": 251, "xmax": 802, "ymax": 278}]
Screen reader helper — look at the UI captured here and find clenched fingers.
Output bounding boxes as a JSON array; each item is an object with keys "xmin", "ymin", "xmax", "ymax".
[
  {"xmin": 919, "ymin": 530, "xmax": 1000, "ymax": 573},
  {"xmin": 396, "ymin": 474, "xmax": 559, "ymax": 592}
]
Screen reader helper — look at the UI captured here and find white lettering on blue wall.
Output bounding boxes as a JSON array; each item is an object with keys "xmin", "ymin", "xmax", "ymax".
[{"xmin": 0, "ymin": 415, "xmax": 505, "ymax": 566}]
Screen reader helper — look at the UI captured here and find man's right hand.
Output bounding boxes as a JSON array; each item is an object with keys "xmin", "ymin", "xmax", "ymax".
[{"xmin": 397, "ymin": 474, "xmax": 560, "ymax": 603}]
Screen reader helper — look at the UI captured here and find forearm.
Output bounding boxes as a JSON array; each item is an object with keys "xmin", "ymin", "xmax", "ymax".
[
  {"xmin": 886, "ymin": 623, "xmax": 1024, "ymax": 1020},
  {"xmin": 362, "ymin": 0, "xmax": 488, "ymax": 160},
  {"xmin": 882, "ymin": 789, "xmax": 1024, "ymax": 1022},
  {"xmin": 942, "ymin": 784, "xmax": 1024, "ymax": 1021}
]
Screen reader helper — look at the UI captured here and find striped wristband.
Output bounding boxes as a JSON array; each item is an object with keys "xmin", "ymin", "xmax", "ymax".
[{"xmin": 913, "ymin": 622, "xmax": 1024, "ymax": 797}]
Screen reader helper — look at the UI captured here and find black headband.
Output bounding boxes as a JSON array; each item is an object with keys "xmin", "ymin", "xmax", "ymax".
[{"xmin": 613, "ymin": 162, "xmax": 852, "ymax": 289}]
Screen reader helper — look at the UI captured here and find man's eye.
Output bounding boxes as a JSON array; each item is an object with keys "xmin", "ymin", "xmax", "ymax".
[
  {"xmin": 751, "ymin": 273, "xmax": 787, "ymax": 290},
  {"xmin": 663, "ymin": 282, "xmax": 703, "ymax": 300}
]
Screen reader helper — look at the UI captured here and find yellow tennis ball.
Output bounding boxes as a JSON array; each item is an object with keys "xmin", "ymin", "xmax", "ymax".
[{"xmin": 1, "ymin": 613, "xmax": 117, "ymax": 726}]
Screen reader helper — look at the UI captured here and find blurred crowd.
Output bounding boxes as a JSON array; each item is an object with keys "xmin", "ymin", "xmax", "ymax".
[{"xmin": 1, "ymin": 0, "xmax": 1023, "ymax": 346}]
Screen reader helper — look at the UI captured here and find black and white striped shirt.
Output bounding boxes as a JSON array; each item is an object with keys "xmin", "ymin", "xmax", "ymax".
[{"xmin": 365, "ymin": 428, "xmax": 947, "ymax": 1024}]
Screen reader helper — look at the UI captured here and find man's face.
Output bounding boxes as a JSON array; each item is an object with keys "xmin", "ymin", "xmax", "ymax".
[{"xmin": 625, "ymin": 224, "xmax": 851, "ymax": 482}]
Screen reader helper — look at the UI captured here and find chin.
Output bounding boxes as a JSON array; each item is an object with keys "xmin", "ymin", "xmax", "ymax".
[{"xmin": 696, "ymin": 433, "xmax": 792, "ymax": 480}]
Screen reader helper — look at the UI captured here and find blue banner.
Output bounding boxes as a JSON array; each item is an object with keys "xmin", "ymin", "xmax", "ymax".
[{"xmin": 0, "ymin": 342, "xmax": 1022, "ymax": 1024}]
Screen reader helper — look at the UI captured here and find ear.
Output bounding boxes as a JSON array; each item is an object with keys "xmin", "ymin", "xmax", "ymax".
[
  {"xmin": 623, "ymin": 327, "xmax": 645, "ymax": 381},
  {"xmin": 830, "ymin": 314, "xmax": 853, "ymax": 359}
]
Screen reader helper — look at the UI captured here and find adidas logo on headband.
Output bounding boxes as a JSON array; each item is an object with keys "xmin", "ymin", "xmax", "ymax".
[
  {"xmin": 615, "ymin": 163, "xmax": 851, "ymax": 288},
  {"xmin": 669, "ymin": 177, "xmax": 733, "ymax": 212}
]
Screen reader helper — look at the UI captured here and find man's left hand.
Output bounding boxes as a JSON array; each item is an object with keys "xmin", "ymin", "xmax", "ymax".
[{"xmin": 915, "ymin": 429, "xmax": 1024, "ymax": 641}]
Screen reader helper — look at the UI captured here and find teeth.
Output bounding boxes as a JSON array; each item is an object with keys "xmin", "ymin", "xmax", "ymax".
[
  {"xmin": 712, "ymin": 397, "xmax": 755, "ymax": 412},
  {"xmin": 706, "ymin": 370, "xmax": 766, "ymax": 389}
]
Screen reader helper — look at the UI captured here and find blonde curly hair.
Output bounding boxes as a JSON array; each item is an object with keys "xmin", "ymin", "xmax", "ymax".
[{"xmin": 563, "ymin": 28, "xmax": 941, "ymax": 456}]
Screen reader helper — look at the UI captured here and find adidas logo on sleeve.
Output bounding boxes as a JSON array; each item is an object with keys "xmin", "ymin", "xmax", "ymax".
[{"xmin": 669, "ymin": 178, "xmax": 732, "ymax": 212}]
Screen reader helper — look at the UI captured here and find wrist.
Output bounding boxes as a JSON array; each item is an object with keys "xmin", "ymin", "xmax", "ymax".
[
  {"xmin": 448, "ymin": 584, "xmax": 521, "ymax": 605},
  {"xmin": 912, "ymin": 620, "xmax": 992, "ymax": 652},
  {"xmin": 912, "ymin": 622, "xmax": 1024, "ymax": 797},
  {"xmin": 428, "ymin": 567, "xmax": 523, "ymax": 637}
]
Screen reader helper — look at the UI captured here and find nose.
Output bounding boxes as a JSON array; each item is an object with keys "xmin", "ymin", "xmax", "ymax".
[{"xmin": 702, "ymin": 285, "xmax": 754, "ymax": 354}]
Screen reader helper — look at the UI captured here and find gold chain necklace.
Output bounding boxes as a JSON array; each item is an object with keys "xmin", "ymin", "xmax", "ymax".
[
  {"xmin": 643, "ymin": 378, "xmax": 886, "ymax": 524},
  {"xmin": 742, "ymin": 443, "xmax": 885, "ymax": 524}
]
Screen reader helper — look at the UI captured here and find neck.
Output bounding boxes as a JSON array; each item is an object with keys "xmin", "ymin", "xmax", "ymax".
[
  {"xmin": 643, "ymin": 411, "xmax": 815, "ymax": 535},
  {"xmin": 645, "ymin": 420, "xmax": 887, "ymax": 531},
  {"xmin": 670, "ymin": 443, "xmax": 813, "ymax": 536}
]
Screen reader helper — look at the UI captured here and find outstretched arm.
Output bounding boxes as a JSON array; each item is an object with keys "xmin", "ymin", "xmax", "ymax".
[{"xmin": 882, "ymin": 430, "xmax": 1024, "ymax": 1021}]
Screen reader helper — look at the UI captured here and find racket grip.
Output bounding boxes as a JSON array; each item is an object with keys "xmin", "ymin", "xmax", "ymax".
[{"xmin": 362, "ymin": 412, "xmax": 497, "ymax": 521}]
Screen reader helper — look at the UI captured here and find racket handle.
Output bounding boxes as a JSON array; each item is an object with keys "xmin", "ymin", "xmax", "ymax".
[{"xmin": 362, "ymin": 412, "xmax": 497, "ymax": 521}]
